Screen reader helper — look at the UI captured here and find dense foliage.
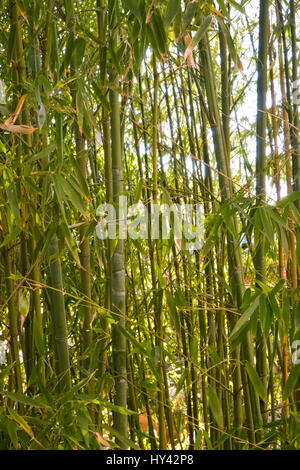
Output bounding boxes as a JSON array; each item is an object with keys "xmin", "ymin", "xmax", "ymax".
[{"xmin": 0, "ymin": 0, "xmax": 300, "ymax": 450}]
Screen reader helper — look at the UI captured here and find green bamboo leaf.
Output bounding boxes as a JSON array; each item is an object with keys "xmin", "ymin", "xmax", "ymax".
[
  {"xmin": 258, "ymin": 207, "xmax": 274, "ymax": 245},
  {"xmin": 64, "ymin": 433, "xmax": 86, "ymax": 450},
  {"xmin": 165, "ymin": 290, "xmax": 180, "ymax": 333},
  {"xmin": 194, "ymin": 428, "xmax": 214, "ymax": 450},
  {"xmin": 217, "ymin": 17, "xmax": 243, "ymax": 70},
  {"xmin": 103, "ymin": 424, "xmax": 139, "ymax": 450},
  {"xmin": 245, "ymin": 361, "xmax": 266, "ymax": 401},
  {"xmin": 55, "ymin": 112, "xmax": 64, "ymax": 167},
  {"xmin": 281, "ymin": 289, "xmax": 290, "ymax": 334},
  {"xmin": 101, "ymin": 400, "xmax": 137, "ymax": 416},
  {"xmin": 208, "ymin": 346, "xmax": 223, "ymax": 373},
  {"xmin": 297, "ymin": 231, "xmax": 300, "ymax": 267},
  {"xmin": 227, "ymin": 0, "xmax": 246, "ymax": 14},
  {"xmin": 194, "ymin": 429, "xmax": 203, "ymax": 450},
  {"xmin": 269, "ymin": 207, "xmax": 287, "ymax": 227},
  {"xmin": 92, "ymin": 82, "xmax": 110, "ymax": 111},
  {"xmin": 56, "ymin": 221, "xmax": 80, "ymax": 265},
  {"xmin": 174, "ymin": 7, "xmax": 181, "ymax": 40},
  {"xmin": 146, "ymin": 23, "xmax": 160, "ymax": 58},
  {"xmin": 0, "ymin": 104, "xmax": 9, "ymax": 115},
  {"xmin": 202, "ymin": 429, "xmax": 214, "ymax": 450},
  {"xmin": 0, "ymin": 226, "xmax": 20, "ymax": 248},
  {"xmin": 25, "ymin": 143, "xmax": 56, "ymax": 165},
  {"xmin": 118, "ymin": 325, "xmax": 160, "ymax": 383},
  {"xmin": 293, "ymin": 299, "xmax": 300, "ymax": 335},
  {"xmin": 184, "ymin": 16, "xmax": 214, "ymax": 61},
  {"xmin": 36, "ymin": 72, "xmax": 52, "ymax": 95},
  {"xmin": 51, "ymin": 174, "xmax": 68, "ymax": 224},
  {"xmin": 230, "ymin": 295, "xmax": 260, "ymax": 341},
  {"xmin": 190, "ymin": 336, "xmax": 198, "ymax": 363},
  {"xmin": 33, "ymin": 314, "xmax": 45, "ymax": 356},
  {"xmin": 175, "ymin": 369, "xmax": 188, "ymax": 396},
  {"xmin": 157, "ymin": 270, "xmax": 166, "ymax": 288},
  {"xmin": 6, "ymin": 181, "xmax": 21, "ymax": 224},
  {"xmin": 221, "ymin": 203, "xmax": 237, "ymax": 237},
  {"xmin": 289, "ymin": 202, "xmax": 300, "ymax": 228},
  {"xmin": 6, "ymin": 392, "xmax": 50, "ymax": 409},
  {"xmin": 164, "ymin": 0, "xmax": 181, "ymax": 28},
  {"xmin": 277, "ymin": 191, "xmax": 300, "ymax": 208},
  {"xmin": 283, "ymin": 364, "xmax": 300, "ymax": 400},
  {"xmin": 217, "ymin": 0, "xmax": 228, "ymax": 17},
  {"xmin": 67, "ymin": 157, "xmax": 90, "ymax": 197},
  {"xmin": 122, "ymin": 0, "xmax": 143, "ymax": 22},
  {"xmin": 105, "ymin": 81, "xmax": 123, "ymax": 95},
  {"xmin": 268, "ymin": 293, "xmax": 280, "ymax": 321},
  {"xmin": 118, "ymin": 324, "xmax": 148, "ymax": 356},
  {"xmin": 218, "ymin": 0, "xmax": 245, "ymax": 15},
  {"xmin": 73, "ymin": 37, "xmax": 86, "ymax": 68},
  {"xmin": 279, "ymin": 225, "xmax": 289, "ymax": 257},
  {"xmin": 134, "ymin": 179, "xmax": 143, "ymax": 204},
  {"xmin": 190, "ymin": 16, "xmax": 214, "ymax": 49},
  {"xmin": 259, "ymin": 294, "xmax": 273, "ymax": 337},
  {"xmin": 0, "ymin": 364, "xmax": 14, "ymax": 384},
  {"xmin": 207, "ymin": 386, "xmax": 224, "ymax": 428},
  {"xmin": 54, "ymin": 173, "xmax": 87, "ymax": 216},
  {"xmin": 149, "ymin": 9, "xmax": 168, "ymax": 56},
  {"xmin": 8, "ymin": 408, "xmax": 33, "ymax": 436},
  {"xmin": 7, "ymin": 419, "xmax": 18, "ymax": 448},
  {"xmin": 270, "ymin": 278, "xmax": 285, "ymax": 297},
  {"xmin": 64, "ymin": 33, "xmax": 74, "ymax": 68},
  {"xmin": 82, "ymin": 94, "xmax": 98, "ymax": 136},
  {"xmin": 49, "ymin": 22, "xmax": 60, "ymax": 74},
  {"xmin": 182, "ymin": 1, "xmax": 198, "ymax": 31}
]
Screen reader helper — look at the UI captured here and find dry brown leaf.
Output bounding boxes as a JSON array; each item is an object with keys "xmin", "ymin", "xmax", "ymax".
[
  {"xmin": 9, "ymin": 94, "xmax": 27, "ymax": 124},
  {"xmin": 0, "ymin": 95, "xmax": 37, "ymax": 134},
  {"xmin": 19, "ymin": 11, "xmax": 29, "ymax": 24},
  {"xmin": 95, "ymin": 432, "xmax": 111, "ymax": 449},
  {"xmin": 183, "ymin": 34, "xmax": 196, "ymax": 67},
  {"xmin": 0, "ymin": 123, "xmax": 37, "ymax": 134},
  {"xmin": 184, "ymin": 34, "xmax": 191, "ymax": 47},
  {"xmin": 145, "ymin": 6, "xmax": 154, "ymax": 24}
]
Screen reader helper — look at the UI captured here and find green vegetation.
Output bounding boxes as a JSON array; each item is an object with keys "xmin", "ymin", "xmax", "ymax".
[{"xmin": 0, "ymin": 0, "xmax": 300, "ymax": 450}]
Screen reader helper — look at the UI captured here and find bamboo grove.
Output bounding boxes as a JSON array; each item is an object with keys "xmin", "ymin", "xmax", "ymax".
[{"xmin": 0, "ymin": 0, "xmax": 300, "ymax": 451}]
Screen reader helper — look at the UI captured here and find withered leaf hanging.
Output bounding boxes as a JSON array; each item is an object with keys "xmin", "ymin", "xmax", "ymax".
[{"xmin": 0, "ymin": 95, "xmax": 37, "ymax": 135}]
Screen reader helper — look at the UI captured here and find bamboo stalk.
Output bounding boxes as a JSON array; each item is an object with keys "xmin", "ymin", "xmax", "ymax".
[{"xmin": 109, "ymin": 0, "xmax": 128, "ymax": 445}]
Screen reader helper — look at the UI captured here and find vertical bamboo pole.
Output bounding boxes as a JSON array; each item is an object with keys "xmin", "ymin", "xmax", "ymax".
[
  {"xmin": 109, "ymin": 0, "xmax": 128, "ymax": 446},
  {"xmin": 48, "ymin": 237, "xmax": 72, "ymax": 392},
  {"xmin": 151, "ymin": 56, "xmax": 167, "ymax": 449},
  {"xmin": 255, "ymin": 0, "xmax": 269, "ymax": 424}
]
